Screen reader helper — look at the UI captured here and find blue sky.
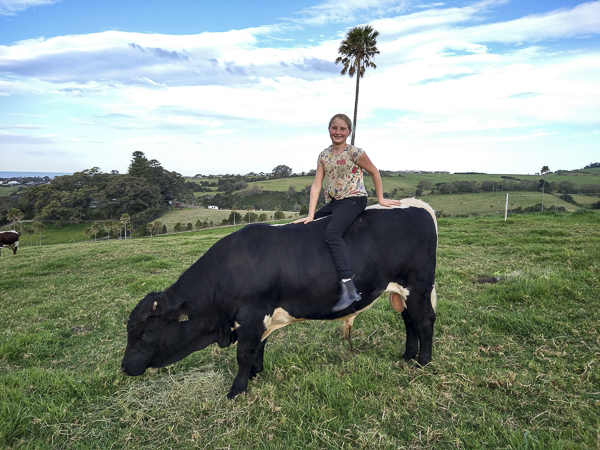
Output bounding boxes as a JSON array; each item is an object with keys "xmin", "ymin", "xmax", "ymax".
[{"xmin": 1, "ymin": 0, "xmax": 599, "ymax": 176}]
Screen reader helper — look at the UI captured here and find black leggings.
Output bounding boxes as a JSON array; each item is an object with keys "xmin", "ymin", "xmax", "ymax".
[{"xmin": 314, "ymin": 196, "xmax": 367, "ymax": 280}]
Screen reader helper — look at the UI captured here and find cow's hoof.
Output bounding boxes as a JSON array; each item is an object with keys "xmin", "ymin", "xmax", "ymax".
[
  {"xmin": 226, "ymin": 388, "xmax": 246, "ymax": 400},
  {"xmin": 416, "ymin": 358, "xmax": 431, "ymax": 368},
  {"xmin": 402, "ymin": 351, "xmax": 417, "ymax": 361},
  {"xmin": 248, "ymin": 370, "xmax": 261, "ymax": 380}
]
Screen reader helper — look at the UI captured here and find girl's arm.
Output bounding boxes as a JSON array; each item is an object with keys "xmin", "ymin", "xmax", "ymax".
[
  {"xmin": 293, "ymin": 163, "xmax": 325, "ymax": 224},
  {"xmin": 357, "ymin": 153, "xmax": 402, "ymax": 208}
]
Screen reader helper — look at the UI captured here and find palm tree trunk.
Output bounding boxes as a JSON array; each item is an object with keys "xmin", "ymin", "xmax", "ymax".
[{"xmin": 351, "ymin": 65, "xmax": 361, "ymax": 146}]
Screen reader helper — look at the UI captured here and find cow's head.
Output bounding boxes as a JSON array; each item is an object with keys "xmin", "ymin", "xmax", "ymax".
[{"xmin": 121, "ymin": 291, "xmax": 231, "ymax": 377}]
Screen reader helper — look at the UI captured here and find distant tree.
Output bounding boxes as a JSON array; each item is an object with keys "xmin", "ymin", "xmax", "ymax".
[
  {"xmin": 244, "ymin": 212, "xmax": 258, "ymax": 223},
  {"xmin": 7, "ymin": 208, "xmax": 23, "ymax": 230},
  {"xmin": 90, "ymin": 222, "xmax": 101, "ymax": 241},
  {"xmin": 335, "ymin": 25, "xmax": 380, "ymax": 145},
  {"xmin": 114, "ymin": 221, "xmax": 125, "ymax": 239},
  {"xmin": 187, "ymin": 222, "xmax": 193, "ymax": 230},
  {"xmin": 33, "ymin": 222, "xmax": 44, "ymax": 246},
  {"xmin": 417, "ymin": 180, "xmax": 433, "ymax": 191},
  {"xmin": 22, "ymin": 224, "xmax": 34, "ymax": 246},
  {"xmin": 272, "ymin": 165, "xmax": 292, "ymax": 179},
  {"xmin": 156, "ymin": 221, "xmax": 163, "ymax": 236},
  {"xmin": 120, "ymin": 213, "xmax": 131, "ymax": 239},
  {"xmin": 103, "ymin": 220, "xmax": 114, "ymax": 240},
  {"xmin": 84, "ymin": 227, "xmax": 92, "ymax": 241},
  {"xmin": 274, "ymin": 209, "xmax": 285, "ymax": 220},
  {"xmin": 552, "ymin": 186, "xmax": 559, "ymax": 211},
  {"xmin": 228, "ymin": 211, "xmax": 243, "ymax": 225},
  {"xmin": 195, "ymin": 219, "xmax": 203, "ymax": 229},
  {"xmin": 540, "ymin": 166, "xmax": 550, "ymax": 211},
  {"xmin": 173, "ymin": 222, "xmax": 183, "ymax": 232}
]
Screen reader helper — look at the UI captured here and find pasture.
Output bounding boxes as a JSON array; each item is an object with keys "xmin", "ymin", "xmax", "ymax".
[{"xmin": 1, "ymin": 211, "xmax": 599, "ymax": 449}]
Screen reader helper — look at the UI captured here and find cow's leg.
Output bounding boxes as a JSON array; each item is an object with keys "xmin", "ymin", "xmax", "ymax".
[
  {"xmin": 12, "ymin": 245, "xmax": 18, "ymax": 255},
  {"xmin": 403, "ymin": 285, "xmax": 436, "ymax": 366},
  {"xmin": 249, "ymin": 338, "xmax": 267, "ymax": 380},
  {"xmin": 228, "ymin": 319, "xmax": 265, "ymax": 399},
  {"xmin": 414, "ymin": 309, "xmax": 436, "ymax": 366},
  {"xmin": 401, "ymin": 310, "xmax": 419, "ymax": 361}
]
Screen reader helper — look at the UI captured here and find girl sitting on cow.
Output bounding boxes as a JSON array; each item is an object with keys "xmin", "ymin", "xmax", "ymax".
[{"xmin": 294, "ymin": 113, "xmax": 402, "ymax": 312}]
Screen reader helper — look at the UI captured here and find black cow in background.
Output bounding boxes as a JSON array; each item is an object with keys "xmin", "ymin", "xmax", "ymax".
[
  {"xmin": 0, "ymin": 230, "xmax": 19, "ymax": 256},
  {"xmin": 122, "ymin": 198, "xmax": 438, "ymax": 399}
]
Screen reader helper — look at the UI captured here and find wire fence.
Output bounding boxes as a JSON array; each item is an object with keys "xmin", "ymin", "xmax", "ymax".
[{"xmin": 422, "ymin": 192, "xmax": 599, "ymax": 218}]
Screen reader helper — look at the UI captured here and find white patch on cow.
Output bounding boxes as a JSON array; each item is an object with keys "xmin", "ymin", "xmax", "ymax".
[
  {"xmin": 367, "ymin": 197, "xmax": 437, "ymax": 234},
  {"xmin": 384, "ymin": 282, "xmax": 436, "ymax": 311},
  {"xmin": 261, "ymin": 303, "xmax": 379, "ymax": 342},
  {"xmin": 178, "ymin": 314, "xmax": 189, "ymax": 322},
  {"xmin": 230, "ymin": 321, "xmax": 241, "ymax": 332},
  {"xmin": 262, "ymin": 308, "xmax": 303, "ymax": 341},
  {"xmin": 385, "ymin": 282, "xmax": 409, "ymax": 311}
]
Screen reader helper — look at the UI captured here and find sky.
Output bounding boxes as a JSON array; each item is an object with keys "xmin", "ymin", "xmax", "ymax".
[{"xmin": 0, "ymin": 0, "xmax": 599, "ymax": 176}]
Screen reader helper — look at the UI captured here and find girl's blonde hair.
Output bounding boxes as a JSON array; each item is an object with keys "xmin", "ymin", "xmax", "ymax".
[{"xmin": 329, "ymin": 114, "xmax": 352, "ymax": 131}]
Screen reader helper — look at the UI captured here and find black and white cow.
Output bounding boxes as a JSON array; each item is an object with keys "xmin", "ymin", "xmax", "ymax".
[
  {"xmin": 0, "ymin": 230, "xmax": 19, "ymax": 256},
  {"xmin": 122, "ymin": 198, "xmax": 438, "ymax": 399}
]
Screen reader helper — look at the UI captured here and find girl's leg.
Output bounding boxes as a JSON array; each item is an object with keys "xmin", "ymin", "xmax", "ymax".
[{"xmin": 323, "ymin": 197, "xmax": 367, "ymax": 279}]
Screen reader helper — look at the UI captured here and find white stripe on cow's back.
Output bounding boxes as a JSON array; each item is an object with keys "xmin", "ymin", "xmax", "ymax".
[{"xmin": 366, "ymin": 197, "xmax": 437, "ymax": 234}]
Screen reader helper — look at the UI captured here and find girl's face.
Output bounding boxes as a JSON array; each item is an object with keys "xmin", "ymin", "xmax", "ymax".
[{"xmin": 329, "ymin": 118, "xmax": 351, "ymax": 146}]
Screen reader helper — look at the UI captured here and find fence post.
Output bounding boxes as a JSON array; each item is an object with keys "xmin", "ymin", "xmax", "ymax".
[{"xmin": 505, "ymin": 194, "xmax": 509, "ymax": 222}]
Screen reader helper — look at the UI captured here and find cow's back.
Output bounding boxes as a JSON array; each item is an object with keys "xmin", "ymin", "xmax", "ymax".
[{"xmin": 194, "ymin": 204, "xmax": 436, "ymax": 318}]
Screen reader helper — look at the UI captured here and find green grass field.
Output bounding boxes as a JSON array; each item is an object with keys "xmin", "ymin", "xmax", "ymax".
[
  {"xmin": 159, "ymin": 207, "xmax": 300, "ymax": 231},
  {"xmin": 1, "ymin": 210, "xmax": 598, "ymax": 448}
]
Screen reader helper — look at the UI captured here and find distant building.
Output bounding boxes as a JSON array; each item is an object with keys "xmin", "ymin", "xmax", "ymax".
[{"xmin": 208, "ymin": 205, "xmax": 218, "ymax": 210}]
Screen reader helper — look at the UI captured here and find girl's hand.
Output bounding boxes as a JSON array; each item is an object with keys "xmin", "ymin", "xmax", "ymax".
[
  {"xmin": 293, "ymin": 216, "xmax": 314, "ymax": 224},
  {"xmin": 379, "ymin": 199, "xmax": 402, "ymax": 208}
]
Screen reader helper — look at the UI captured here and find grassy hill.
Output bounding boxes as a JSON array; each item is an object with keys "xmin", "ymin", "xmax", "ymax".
[{"xmin": 1, "ymin": 210, "xmax": 598, "ymax": 448}]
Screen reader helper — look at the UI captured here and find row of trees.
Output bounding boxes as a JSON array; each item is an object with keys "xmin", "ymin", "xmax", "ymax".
[
  {"xmin": 14, "ymin": 152, "xmax": 192, "ymax": 229},
  {"xmin": 417, "ymin": 179, "xmax": 600, "ymax": 196},
  {"xmin": 83, "ymin": 214, "xmax": 131, "ymax": 241}
]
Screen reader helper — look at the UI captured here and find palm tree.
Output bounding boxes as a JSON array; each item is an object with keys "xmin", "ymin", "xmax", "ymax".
[
  {"xmin": 7, "ymin": 208, "xmax": 24, "ymax": 231},
  {"xmin": 120, "ymin": 214, "xmax": 130, "ymax": 239},
  {"xmin": 114, "ymin": 221, "xmax": 125, "ymax": 239},
  {"xmin": 22, "ymin": 224, "xmax": 34, "ymax": 246},
  {"xmin": 33, "ymin": 222, "xmax": 44, "ymax": 246},
  {"xmin": 103, "ymin": 220, "xmax": 114, "ymax": 240},
  {"xmin": 335, "ymin": 25, "xmax": 380, "ymax": 145},
  {"xmin": 153, "ymin": 221, "xmax": 163, "ymax": 236},
  {"xmin": 90, "ymin": 223, "xmax": 101, "ymax": 242},
  {"xmin": 540, "ymin": 166, "xmax": 550, "ymax": 211}
]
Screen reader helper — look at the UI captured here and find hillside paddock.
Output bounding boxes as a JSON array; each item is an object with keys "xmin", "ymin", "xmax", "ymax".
[{"xmin": 0, "ymin": 210, "xmax": 599, "ymax": 448}]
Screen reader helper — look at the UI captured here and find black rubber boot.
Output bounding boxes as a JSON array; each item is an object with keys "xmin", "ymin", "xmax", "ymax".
[{"xmin": 332, "ymin": 279, "xmax": 362, "ymax": 312}]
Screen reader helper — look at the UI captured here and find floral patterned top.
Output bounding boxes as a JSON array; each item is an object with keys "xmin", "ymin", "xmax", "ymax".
[{"xmin": 318, "ymin": 144, "xmax": 368, "ymax": 202}]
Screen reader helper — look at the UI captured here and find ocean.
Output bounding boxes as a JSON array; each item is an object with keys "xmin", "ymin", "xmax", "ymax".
[{"xmin": 0, "ymin": 171, "xmax": 72, "ymax": 179}]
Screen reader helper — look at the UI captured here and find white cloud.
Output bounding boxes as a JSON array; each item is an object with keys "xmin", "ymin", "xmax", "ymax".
[{"xmin": 0, "ymin": 0, "xmax": 58, "ymax": 16}]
